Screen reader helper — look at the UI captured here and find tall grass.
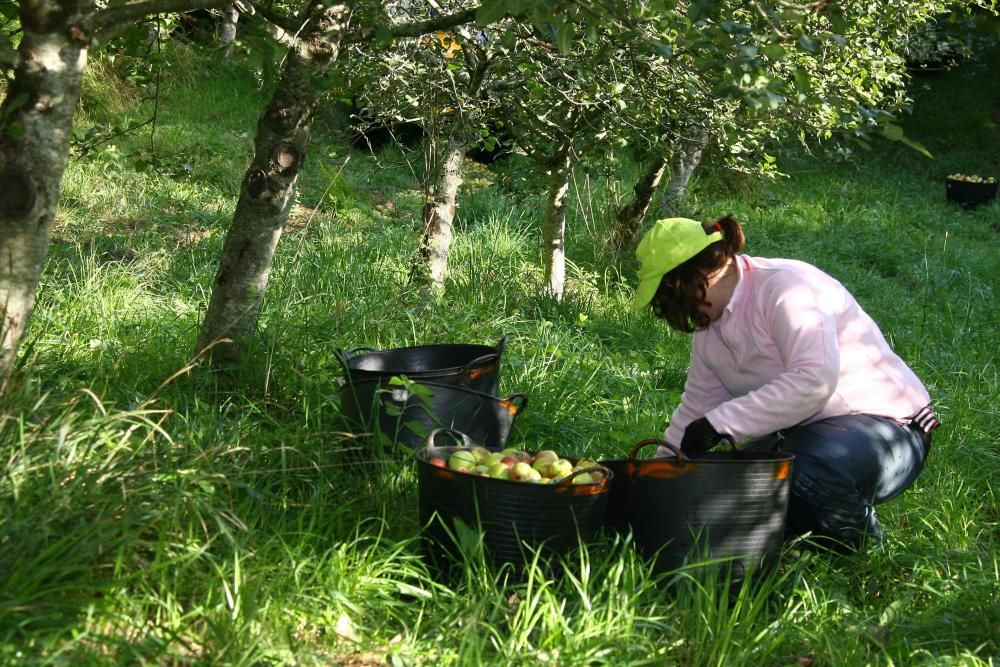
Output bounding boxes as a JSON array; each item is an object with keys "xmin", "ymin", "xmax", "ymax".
[{"xmin": 1, "ymin": 35, "xmax": 998, "ymax": 665}]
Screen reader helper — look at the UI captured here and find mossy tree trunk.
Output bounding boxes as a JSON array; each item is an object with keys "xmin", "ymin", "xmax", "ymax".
[
  {"xmin": 0, "ymin": 0, "xmax": 224, "ymax": 386},
  {"xmin": 542, "ymin": 147, "xmax": 574, "ymax": 301},
  {"xmin": 609, "ymin": 155, "xmax": 668, "ymax": 254},
  {"xmin": 195, "ymin": 1, "xmax": 349, "ymax": 367},
  {"xmin": 412, "ymin": 129, "xmax": 467, "ymax": 294},
  {"xmin": 658, "ymin": 129, "xmax": 709, "ymax": 216}
]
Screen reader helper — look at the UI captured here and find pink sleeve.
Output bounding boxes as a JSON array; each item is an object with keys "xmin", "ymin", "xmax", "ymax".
[
  {"xmin": 663, "ymin": 338, "xmax": 734, "ymax": 447},
  {"xmin": 706, "ymin": 279, "xmax": 840, "ymax": 442}
]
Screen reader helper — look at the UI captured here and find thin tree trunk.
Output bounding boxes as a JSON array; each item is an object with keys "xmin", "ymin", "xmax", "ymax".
[
  {"xmin": 0, "ymin": 9, "xmax": 89, "ymax": 385},
  {"xmin": 412, "ymin": 129, "xmax": 467, "ymax": 294},
  {"xmin": 220, "ymin": 4, "xmax": 239, "ymax": 58},
  {"xmin": 609, "ymin": 155, "xmax": 668, "ymax": 254},
  {"xmin": 542, "ymin": 149, "xmax": 573, "ymax": 301},
  {"xmin": 658, "ymin": 129, "xmax": 709, "ymax": 216},
  {"xmin": 196, "ymin": 1, "xmax": 349, "ymax": 367}
]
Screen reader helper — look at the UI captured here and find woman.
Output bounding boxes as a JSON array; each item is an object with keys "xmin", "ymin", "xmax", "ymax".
[{"xmin": 632, "ymin": 216, "xmax": 939, "ymax": 551}]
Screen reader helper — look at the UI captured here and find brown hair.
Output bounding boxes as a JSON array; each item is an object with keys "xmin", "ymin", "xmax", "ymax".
[{"xmin": 649, "ymin": 215, "xmax": 746, "ymax": 332}]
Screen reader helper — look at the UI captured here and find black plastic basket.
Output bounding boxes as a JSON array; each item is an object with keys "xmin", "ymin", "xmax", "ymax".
[
  {"xmin": 343, "ymin": 379, "xmax": 527, "ymax": 449},
  {"xmin": 335, "ymin": 336, "xmax": 507, "ymax": 396},
  {"xmin": 416, "ymin": 429, "xmax": 613, "ymax": 567},
  {"xmin": 621, "ymin": 439, "xmax": 794, "ymax": 578},
  {"xmin": 945, "ymin": 178, "xmax": 997, "ymax": 209}
]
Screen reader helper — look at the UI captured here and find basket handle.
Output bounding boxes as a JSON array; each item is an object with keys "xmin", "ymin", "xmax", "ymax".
[
  {"xmin": 499, "ymin": 393, "xmax": 529, "ymax": 416},
  {"xmin": 345, "ymin": 346, "xmax": 377, "ymax": 358},
  {"xmin": 627, "ymin": 438, "xmax": 689, "ymax": 463},
  {"xmin": 424, "ymin": 427, "xmax": 476, "ymax": 451},
  {"xmin": 557, "ymin": 465, "xmax": 608, "ymax": 486},
  {"xmin": 496, "ymin": 335, "xmax": 508, "ymax": 356},
  {"xmin": 460, "ymin": 353, "xmax": 500, "ymax": 374}
]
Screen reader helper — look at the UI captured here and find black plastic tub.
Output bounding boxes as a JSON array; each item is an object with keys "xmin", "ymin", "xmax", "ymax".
[
  {"xmin": 343, "ymin": 379, "xmax": 527, "ymax": 449},
  {"xmin": 597, "ymin": 458, "xmax": 630, "ymax": 535},
  {"xmin": 335, "ymin": 337, "xmax": 507, "ymax": 396},
  {"xmin": 946, "ymin": 177, "xmax": 997, "ymax": 209},
  {"xmin": 416, "ymin": 430, "xmax": 613, "ymax": 567},
  {"xmin": 621, "ymin": 439, "xmax": 794, "ymax": 578}
]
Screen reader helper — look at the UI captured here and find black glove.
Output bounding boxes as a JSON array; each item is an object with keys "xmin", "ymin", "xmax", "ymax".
[{"xmin": 680, "ymin": 417, "xmax": 726, "ymax": 456}]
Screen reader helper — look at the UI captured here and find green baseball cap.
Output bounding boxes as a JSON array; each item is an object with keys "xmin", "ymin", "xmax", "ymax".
[{"xmin": 631, "ymin": 217, "xmax": 722, "ymax": 310}]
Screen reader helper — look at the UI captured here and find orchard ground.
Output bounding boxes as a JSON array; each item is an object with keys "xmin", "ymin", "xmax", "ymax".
[{"xmin": 1, "ymin": 33, "xmax": 998, "ymax": 667}]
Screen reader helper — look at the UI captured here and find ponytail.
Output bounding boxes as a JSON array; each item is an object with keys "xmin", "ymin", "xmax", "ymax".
[{"xmin": 702, "ymin": 215, "xmax": 745, "ymax": 255}]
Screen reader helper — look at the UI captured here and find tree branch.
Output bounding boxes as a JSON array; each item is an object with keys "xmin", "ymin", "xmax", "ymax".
[
  {"xmin": 345, "ymin": 7, "xmax": 478, "ymax": 44},
  {"xmin": 86, "ymin": 0, "xmax": 234, "ymax": 34},
  {"xmin": 241, "ymin": 0, "xmax": 302, "ymax": 36}
]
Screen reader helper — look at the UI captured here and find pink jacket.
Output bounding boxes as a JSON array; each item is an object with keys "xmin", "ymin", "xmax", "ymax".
[{"xmin": 663, "ymin": 254, "xmax": 931, "ymax": 446}]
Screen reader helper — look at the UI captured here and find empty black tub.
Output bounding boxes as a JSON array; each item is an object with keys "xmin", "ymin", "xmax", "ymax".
[
  {"xmin": 335, "ymin": 336, "xmax": 507, "ymax": 395},
  {"xmin": 343, "ymin": 379, "xmax": 527, "ymax": 449}
]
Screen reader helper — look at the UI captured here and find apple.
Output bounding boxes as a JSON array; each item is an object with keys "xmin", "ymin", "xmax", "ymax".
[
  {"xmin": 511, "ymin": 461, "xmax": 535, "ymax": 481},
  {"xmin": 532, "ymin": 458, "xmax": 552, "ymax": 474},
  {"xmin": 500, "ymin": 455, "xmax": 519, "ymax": 467},
  {"xmin": 572, "ymin": 472, "xmax": 594, "ymax": 485},
  {"xmin": 470, "ymin": 447, "xmax": 491, "ymax": 464},
  {"xmin": 548, "ymin": 459, "xmax": 573, "ymax": 478},
  {"xmin": 473, "ymin": 464, "xmax": 490, "ymax": 475},
  {"xmin": 429, "ymin": 457, "xmax": 447, "ymax": 468},
  {"xmin": 533, "ymin": 450, "xmax": 558, "ymax": 464},
  {"xmin": 448, "ymin": 450, "xmax": 476, "ymax": 471},
  {"xmin": 487, "ymin": 463, "xmax": 511, "ymax": 479},
  {"xmin": 576, "ymin": 458, "xmax": 598, "ymax": 469},
  {"xmin": 485, "ymin": 452, "xmax": 505, "ymax": 466}
]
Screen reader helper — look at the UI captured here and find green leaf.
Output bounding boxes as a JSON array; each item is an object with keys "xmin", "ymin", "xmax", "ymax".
[
  {"xmin": 652, "ymin": 41, "xmax": 674, "ymax": 58},
  {"xmin": 763, "ymin": 43, "xmax": 786, "ymax": 61},
  {"xmin": 476, "ymin": 0, "xmax": 507, "ymax": 26},
  {"xmin": 880, "ymin": 123, "xmax": 933, "ymax": 159},
  {"xmin": 798, "ymin": 35, "xmax": 820, "ymax": 53},
  {"xmin": 687, "ymin": 0, "xmax": 719, "ymax": 23},
  {"xmin": 793, "ymin": 69, "xmax": 811, "ymax": 94}
]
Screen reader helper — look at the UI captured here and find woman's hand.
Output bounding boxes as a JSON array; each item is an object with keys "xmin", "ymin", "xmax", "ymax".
[{"xmin": 681, "ymin": 417, "xmax": 727, "ymax": 456}]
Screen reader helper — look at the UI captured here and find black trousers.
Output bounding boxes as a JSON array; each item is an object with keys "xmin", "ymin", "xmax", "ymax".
[{"xmin": 743, "ymin": 414, "xmax": 930, "ymax": 550}]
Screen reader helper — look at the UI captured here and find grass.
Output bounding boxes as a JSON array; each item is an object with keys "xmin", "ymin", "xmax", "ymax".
[{"xmin": 2, "ymin": 35, "xmax": 999, "ymax": 665}]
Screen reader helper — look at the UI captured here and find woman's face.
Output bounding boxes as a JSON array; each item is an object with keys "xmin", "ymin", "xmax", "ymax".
[{"xmin": 698, "ymin": 259, "xmax": 738, "ymax": 323}]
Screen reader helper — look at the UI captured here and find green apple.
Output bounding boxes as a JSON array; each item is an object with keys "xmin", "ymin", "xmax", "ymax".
[
  {"xmin": 473, "ymin": 464, "xmax": 490, "ymax": 475},
  {"xmin": 532, "ymin": 458, "xmax": 552, "ymax": 474},
  {"xmin": 548, "ymin": 459, "xmax": 573, "ymax": 478},
  {"xmin": 448, "ymin": 450, "xmax": 476, "ymax": 471},
  {"xmin": 572, "ymin": 472, "xmax": 594, "ymax": 485},
  {"xmin": 576, "ymin": 458, "xmax": 598, "ymax": 469},
  {"xmin": 470, "ymin": 447, "xmax": 491, "ymax": 464},
  {"xmin": 511, "ymin": 462, "xmax": 534, "ymax": 481},
  {"xmin": 485, "ymin": 452, "xmax": 505, "ymax": 466},
  {"xmin": 487, "ymin": 463, "xmax": 511, "ymax": 479}
]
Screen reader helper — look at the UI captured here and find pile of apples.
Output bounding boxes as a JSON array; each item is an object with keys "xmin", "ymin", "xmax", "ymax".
[
  {"xmin": 428, "ymin": 447, "xmax": 606, "ymax": 485},
  {"xmin": 948, "ymin": 173, "xmax": 997, "ymax": 184}
]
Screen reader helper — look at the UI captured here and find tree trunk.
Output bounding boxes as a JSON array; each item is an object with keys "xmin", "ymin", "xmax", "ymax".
[
  {"xmin": 609, "ymin": 155, "xmax": 668, "ymax": 254},
  {"xmin": 220, "ymin": 4, "xmax": 239, "ymax": 58},
  {"xmin": 0, "ymin": 8, "xmax": 89, "ymax": 384},
  {"xmin": 542, "ymin": 150, "xmax": 573, "ymax": 301},
  {"xmin": 412, "ymin": 129, "xmax": 467, "ymax": 294},
  {"xmin": 196, "ymin": 2, "xmax": 349, "ymax": 367},
  {"xmin": 658, "ymin": 129, "xmax": 709, "ymax": 216}
]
